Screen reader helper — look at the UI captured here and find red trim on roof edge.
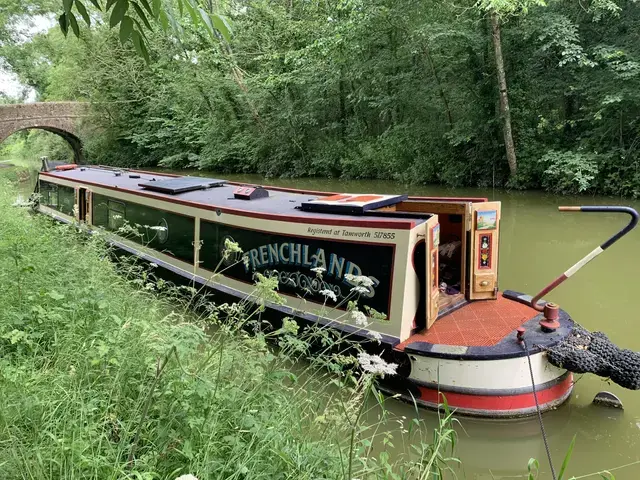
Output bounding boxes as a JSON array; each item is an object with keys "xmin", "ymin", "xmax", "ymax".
[{"xmin": 40, "ymin": 172, "xmax": 417, "ymax": 230}]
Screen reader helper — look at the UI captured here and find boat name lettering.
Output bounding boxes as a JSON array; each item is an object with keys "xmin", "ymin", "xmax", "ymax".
[
  {"xmin": 263, "ymin": 269, "xmax": 377, "ymax": 300},
  {"xmin": 243, "ymin": 242, "xmax": 378, "ymax": 294}
]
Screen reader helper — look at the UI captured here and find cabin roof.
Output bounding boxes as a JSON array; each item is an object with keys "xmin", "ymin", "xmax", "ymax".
[{"xmin": 41, "ymin": 166, "xmax": 430, "ymax": 228}]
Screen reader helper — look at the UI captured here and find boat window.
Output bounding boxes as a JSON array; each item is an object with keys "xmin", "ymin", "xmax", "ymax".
[
  {"xmin": 91, "ymin": 193, "xmax": 195, "ymax": 264},
  {"xmin": 41, "ymin": 181, "xmax": 59, "ymax": 207},
  {"xmin": 156, "ymin": 218, "xmax": 169, "ymax": 244},
  {"xmin": 40, "ymin": 180, "xmax": 75, "ymax": 216},
  {"xmin": 107, "ymin": 200, "xmax": 126, "ymax": 230},
  {"xmin": 58, "ymin": 187, "xmax": 76, "ymax": 217}
]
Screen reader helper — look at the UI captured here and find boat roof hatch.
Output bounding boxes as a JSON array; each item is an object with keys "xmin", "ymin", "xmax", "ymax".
[
  {"xmin": 300, "ymin": 193, "xmax": 408, "ymax": 214},
  {"xmin": 138, "ymin": 176, "xmax": 226, "ymax": 194}
]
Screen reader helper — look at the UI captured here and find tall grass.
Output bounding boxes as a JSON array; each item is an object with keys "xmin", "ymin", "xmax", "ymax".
[{"xmin": 0, "ymin": 169, "xmax": 458, "ymax": 479}]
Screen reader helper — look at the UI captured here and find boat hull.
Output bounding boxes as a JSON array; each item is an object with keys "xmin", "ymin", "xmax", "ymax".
[{"xmin": 384, "ymin": 352, "xmax": 572, "ymax": 418}]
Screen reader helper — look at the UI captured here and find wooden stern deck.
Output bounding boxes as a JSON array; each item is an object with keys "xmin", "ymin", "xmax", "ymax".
[{"xmin": 397, "ymin": 293, "xmax": 543, "ymax": 351}]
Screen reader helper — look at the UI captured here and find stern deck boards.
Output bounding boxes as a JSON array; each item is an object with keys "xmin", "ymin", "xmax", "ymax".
[{"xmin": 398, "ymin": 293, "xmax": 540, "ymax": 350}]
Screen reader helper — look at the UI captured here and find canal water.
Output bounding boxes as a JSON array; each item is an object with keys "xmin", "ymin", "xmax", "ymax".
[
  {"xmin": 18, "ymin": 166, "xmax": 640, "ymax": 478},
  {"xmin": 190, "ymin": 173, "xmax": 640, "ymax": 479}
]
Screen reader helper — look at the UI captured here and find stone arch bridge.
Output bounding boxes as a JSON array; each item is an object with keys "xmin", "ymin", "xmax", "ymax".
[{"xmin": 0, "ymin": 102, "xmax": 90, "ymax": 163}]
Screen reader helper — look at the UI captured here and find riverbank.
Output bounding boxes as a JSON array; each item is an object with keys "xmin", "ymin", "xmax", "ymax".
[{"xmin": 0, "ymin": 169, "xmax": 458, "ymax": 479}]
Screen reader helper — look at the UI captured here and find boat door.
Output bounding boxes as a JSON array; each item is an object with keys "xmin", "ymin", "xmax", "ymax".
[
  {"xmin": 468, "ymin": 202, "xmax": 501, "ymax": 300},
  {"xmin": 75, "ymin": 187, "xmax": 92, "ymax": 224},
  {"xmin": 425, "ymin": 215, "xmax": 440, "ymax": 328}
]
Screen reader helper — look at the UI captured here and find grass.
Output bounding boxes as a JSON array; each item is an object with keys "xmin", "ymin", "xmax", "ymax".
[{"xmin": 0, "ymin": 168, "xmax": 459, "ymax": 479}]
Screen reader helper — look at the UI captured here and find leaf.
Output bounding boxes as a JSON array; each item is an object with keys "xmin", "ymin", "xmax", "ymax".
[
  {"xmin": 75, "ymin": 0, "xmax": 91, "ymax": 26},
  {"xmin": 166, "ymin": 8, "xmax": 182, "ymax": 35},
  {"xmin": 109, "ymin": 0, "xmax": 128, "ymax": 27},
  {"xmin": 106, "ymin": 0, "xmax": 118, "ymax": 10},
  {"xmin": 527, "ymin": 458, "xmax": 539, "ymax": 480},
  {"xmin": 198, "ymin": 7, "xmax": 215, "ymax": 40},
  {"xmin": 68, "ymin": 11, "xmax": 80, "ymax": 36},
  {"xmin": 119, "ymin": 15, "xmax": 133, "ymax": 44},
  {"xmin": 47, "ymin": 291, "xmax": 65, "ymax": 301},
  {"xmin": 131, "ymin": 2, "xmax": 153, "ymax": 30},
  {"xmin": 132, "ymin": 17, "xmax": 149, "ymax": 40},
  {"xmin": 184, "ymin": 0, "xmax": 200, "ymax": 27},
  {"xmin": 152, "ymin": 0, "xmax": 161, "ymax": 17},
  {"xmin": 131, "ymin": 30, "xmax": 150, "ymax": 63},
  {"xmin": 158, "ymin": 9, "xmax": 169, "ymax": 30},
  {"xmin": 211, "ymin": 13, "xmax": 232, "ymax": 42},
  {"xmin": 63, "ymin": 0, "xmax": 74, "ymax": 13},
  {"xmin": 87, "ymin": 0, "xmax": 102, "ymax": 10},
  {"xmin": 558, "ymin": 435, "xmax": 576, "ymax": 479},
  {"xmin": 137, "ymin": 0, "xmax": 153, "ymax": 15},
  {"xmin": 58, "ymin": 13, "xmax": 69, "ymax": 36}
]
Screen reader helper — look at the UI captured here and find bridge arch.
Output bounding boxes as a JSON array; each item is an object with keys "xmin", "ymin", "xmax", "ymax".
[{"xmin": 0, "ymin": 102, "xmax": 89, "ymax": 164}]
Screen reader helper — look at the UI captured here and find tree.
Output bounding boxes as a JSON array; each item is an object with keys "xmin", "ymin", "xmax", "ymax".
[
  {"xmin": 475, "ymin": 0, "xmax": 545, "ymax": 176},
  {"xmin": 1, "ymin": 0, "xmax": 633, "ymax": 196}
]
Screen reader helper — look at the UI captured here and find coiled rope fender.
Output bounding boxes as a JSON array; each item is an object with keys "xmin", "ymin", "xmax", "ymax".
[{"xmin": 545, "ymin": 325, "xmax": 640, "ymax": 390}]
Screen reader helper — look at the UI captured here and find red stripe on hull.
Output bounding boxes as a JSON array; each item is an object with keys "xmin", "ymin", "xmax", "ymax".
[{"xmin": 417, "ymin": 374, "xmax": 573, "ymax": 416}]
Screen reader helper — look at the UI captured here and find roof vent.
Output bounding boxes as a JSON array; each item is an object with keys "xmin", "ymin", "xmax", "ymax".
[
  {"xmin": 300, "ymin": 193, "xmax": 407, "ymax": 214},
  {"xmin": 233, "ymin": 185, "xmax": 269, "ymax": 200},
  {"xmin": 139, "ymin": 176, "xmax": 226, "ymax": 194}
]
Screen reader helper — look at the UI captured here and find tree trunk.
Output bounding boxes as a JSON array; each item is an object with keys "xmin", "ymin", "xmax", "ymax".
[
  {"xmin": 490, "ymin": 11, "xmax": 517, "ymax": 176},
  {"xmin": 424, "ymin": 44, "xmax": 453, "ymax": 130}
]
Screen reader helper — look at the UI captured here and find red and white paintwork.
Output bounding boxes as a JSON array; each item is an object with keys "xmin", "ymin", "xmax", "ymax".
[{"xmin": 403, "ymin": 352, "xmax": 572, "ymax": 417}]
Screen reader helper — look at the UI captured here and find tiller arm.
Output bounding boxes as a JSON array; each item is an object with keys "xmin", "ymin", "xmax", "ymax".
[{"xmin": 530, "ymin": 206, "xmax": 638, "ymax": 331}]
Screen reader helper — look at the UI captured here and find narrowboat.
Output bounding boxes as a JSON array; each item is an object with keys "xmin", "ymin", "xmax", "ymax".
[{"xmin": 35, "ymin": 163, "xmax": 590, "ymax": 418}]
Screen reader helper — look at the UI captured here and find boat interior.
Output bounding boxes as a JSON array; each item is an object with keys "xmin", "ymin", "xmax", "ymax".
[{"xmin": 378, "ymin": 199, "xmax": 477, "ymax": 311}]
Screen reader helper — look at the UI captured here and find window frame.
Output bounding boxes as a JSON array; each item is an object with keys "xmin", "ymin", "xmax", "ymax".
[{"xmin": 107, "ymin": 199, "xmax": 126, "ymax": 230}]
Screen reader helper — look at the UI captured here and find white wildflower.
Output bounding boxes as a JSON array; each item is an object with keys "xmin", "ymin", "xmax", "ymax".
[
  {"xmin": 368, "ymin": 331, "xmax": 383, "ymax": 343},
  {"xmin": 319, "ymin": 289, "xmax": 337, "ymax": 302},
  {"xmin": 12, "ymin": 195, "xmax": 29, "ymax": 207},
  {"xmin": 112, "ymin": 214, "xmax": 122, "ymax": 220},
  {"xmin": 149, "ymin": 225, "xmax": 167, "ymax": 232},
  {"xmin": 351, "ymin": 286, "xmax": 369, "ymax": 295},
  {"xmin": 351, "ymin": 309, "xmax": 369, "ymax": 327},
  {"xmin": 344, "ymin": 274, "xmax": 374, "ymax": 287},
  {"xmin": 357, "ymin": 352, "xmax": 398, "ymax": 377},
  {"xmin": 311, "ymin": 266, "xmax": 326, "ymax": 274},
  {"xmin": 175, "ymin": 475, "xmax": 199, "ymax": 480},
  {"xmin": 224, "ymin": 237, "xmax": 243, "ymax": 253},
  {"xmin": 149, "ymin": 263, "xmax": 158, "ymax": 268}
]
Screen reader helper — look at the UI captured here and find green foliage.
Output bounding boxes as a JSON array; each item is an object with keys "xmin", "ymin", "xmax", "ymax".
[
  {"xmin": 2, "ymin": 0, "xmax": 640, "ymax": 196},
  {"xmin": 0, "ymin": 130, "xmax": 74, "ymax": 165},
  {"xmin": 539, "ymin": 150, "xmax": 599, "ymax": 194},
  {"xmin": 558, "ymin": 434, "xmax": 576, "ymax": 479},
  {"xmin": 57, "ymin": 0, "xmax": 232, "ymax": 62}
]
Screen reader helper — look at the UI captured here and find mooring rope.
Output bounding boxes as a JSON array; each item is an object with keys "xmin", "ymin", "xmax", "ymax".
[{"xmin": 523, "ymin": 337, "xmax": 557, "ymax": 480}]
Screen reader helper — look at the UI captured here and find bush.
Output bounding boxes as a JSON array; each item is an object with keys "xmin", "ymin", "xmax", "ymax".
[{"xmin": 539, "ymin": 150, "xmax": 599, "ymax": 194}]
